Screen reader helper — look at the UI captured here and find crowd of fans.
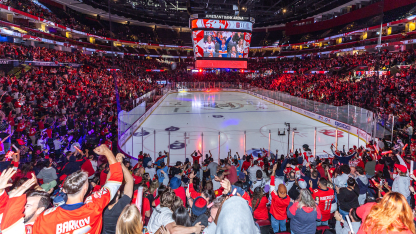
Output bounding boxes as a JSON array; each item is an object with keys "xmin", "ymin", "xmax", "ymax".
[{"xmin": 0, "ymin": 38, "xmax": 415, "ymax": 234}]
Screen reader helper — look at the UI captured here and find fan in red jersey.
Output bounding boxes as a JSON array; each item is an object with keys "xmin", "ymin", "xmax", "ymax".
[
  {"xmin": 32, "ymin": 144, "xmax": 123, "ymax": 234},
  {"xmin": 310, "ymin": 178, "xmax": 335, "ymax": 226}
]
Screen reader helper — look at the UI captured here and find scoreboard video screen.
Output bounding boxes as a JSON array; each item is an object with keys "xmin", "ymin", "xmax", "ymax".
[{"xmin": 190, "ymin": 15, "xmax": 254, "ymax": 69}]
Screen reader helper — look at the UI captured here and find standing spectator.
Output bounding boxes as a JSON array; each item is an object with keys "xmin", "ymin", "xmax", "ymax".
[
  {"xmin": 310, "ymin": 178, "xmax": 334, "ymax": 226},
  {"xmin": 33, "ymin": 145, "xmax": 123, "ymax": 234},
  {"xmin": 247, "ymin": 161, "xmax": 261, "ymax": 184},
  {"xmin": 392, "ymin": 164, "xmax": 411, "ymax": 205},
  {"xmin": 170, "ymin": 177, "xmax": 186, "ymax": 207},
  {"xmin": 222, "ymin": 162, "xmax": 238, "ymax": 184},
  {"xmin": 146, "ymin": 162, "xmax": 156, "ymax": 181},
  {"xmin": 147, "ymin": 187, "xmax": 203, "ymax": 233},
  {"xmin": 251, "ymin": 187, "xmax": 268, "ymax": 221},
  {"xmin": 269, "ymin": 166, "xmax": 291, "ymax": 232},
  {"xmin": 337, "ymin": 177, "xmax": 360, "ymax": 220},
  {"xmin": 102, "ymin": 153, "xmax": 133, "ymax": 234},
  {"xmin": 334, "ymin": 208, "xmax": 361, "ymax": 234},
  {"xmin": 206, "ymin": 158, "xmax": 218, "ymax": 180},
  {"xmin": 287, "ymin": 189, "xmax": 322, "ymax": 234},
  {"xmin": 115, "ymin": 205, "xmax": 143, "ymax": 234},
  {"xmin": 355, "ymin": 167, "xmax": 369, "ymax": 205}
]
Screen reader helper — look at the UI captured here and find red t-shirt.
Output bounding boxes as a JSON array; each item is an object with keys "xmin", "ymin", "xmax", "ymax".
[
  {"xmin": 38, "ymin": 121, "xmax": 44, "ymax": 130},
  {"xmin": 16, "ymin": 123, "xmax": 25, "ymax": 132},
  {"xmin": 375, "ymin": 164, "xmax": 384, "ymax": 173},
  {"xmin": 270, "ymin": 176, "xmax": 291, "ymax": 220},
  {"xmin": 132, "ymin": 175, "xmax": 142, "ymax": 185},
  {"xmin": 241, "ymin": 161, "xmax": 251, "ymax": 171},
  {"xmin": 141, "ymin": 197, "xmax": 150, "ymax": 223},
  {"xmin": 227, "ymin": 166, "xmax": 238, "ymax": 184},
  {"xmin": 29, "ymin": 128, "xmax": 36, "ymax": 136},
  {"xmin": 253, "ymin": 196, "xmax": 268, "ymax": 220},
  {"xmin": 173, "ymin": 187, "xmax": 186, "ymax": 207}
]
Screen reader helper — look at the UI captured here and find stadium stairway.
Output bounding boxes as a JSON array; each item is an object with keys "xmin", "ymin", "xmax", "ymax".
[{"xmin": 8, "ymin": 64, "xmax": 31, "ymax": 78}]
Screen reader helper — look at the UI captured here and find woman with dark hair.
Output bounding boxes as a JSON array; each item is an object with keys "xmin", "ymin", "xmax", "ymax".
[
  {"xmin": 262, "ymin": 157, "xmax": 271, "ymax": 178},
  {"xmin": 252, "ymin": 186, "xmax": 268, "ymax": 221},
  {"xmin": 334, "ymin": 207, "xmax": 362, "ymax": 234},
  {"xmin": 172, "ymin": 206, "xmax": 192, "ymax": 227},
  {"xmin": 153, "ymin": 184, "xmax": 167, "ymax": 207},
  {"xmin": 337, "ymin": 177, "xmax": 360, "ymax": 220}
]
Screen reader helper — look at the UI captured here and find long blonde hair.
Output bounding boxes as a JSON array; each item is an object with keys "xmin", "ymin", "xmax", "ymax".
[
  {"xmin": 115, "ymin": 205, "xmax": 143, "ymax": 234},
  {"xmin": 362, "ymin": 192, "xmax": 415, "ymax": 234}
]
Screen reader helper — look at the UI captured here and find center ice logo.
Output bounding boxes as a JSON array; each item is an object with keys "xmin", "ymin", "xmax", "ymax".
[{"xmin": 202, "ymin": 102, "xmax": 243, "ymax": 110}]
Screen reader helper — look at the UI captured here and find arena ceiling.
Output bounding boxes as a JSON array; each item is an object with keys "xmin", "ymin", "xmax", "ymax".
[{"xmin": 81, "ymin": 0, "xmax": 354, "ymax": 27}]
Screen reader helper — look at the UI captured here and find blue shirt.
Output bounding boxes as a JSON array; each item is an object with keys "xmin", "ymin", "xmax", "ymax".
[{"xmin": 157, "ymin": 166, "xmax": 168, "ymax": 184}]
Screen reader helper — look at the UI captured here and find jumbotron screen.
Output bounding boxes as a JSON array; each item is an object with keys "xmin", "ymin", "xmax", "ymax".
[{"xmin": 190, "ymin": 17, "xmax": 253, "ymax": 69}]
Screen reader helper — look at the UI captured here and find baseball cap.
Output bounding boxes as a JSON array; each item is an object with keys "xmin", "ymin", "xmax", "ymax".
[
  {"xmin": 192, "ymin": 196, "xmax": 207, "ymax": 216},
  {"xmin": 298, "ymin": 178, "xmax": 307, "ymax": 189},
  {"xmin": 170, "ymin": 177, "xmax": 181, "ymax": 190}
]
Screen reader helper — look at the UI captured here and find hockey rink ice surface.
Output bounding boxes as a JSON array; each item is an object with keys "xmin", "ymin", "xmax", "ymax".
[{"xmin": 125, "ymin": 91, "xmax": 366, "ymax": 163}]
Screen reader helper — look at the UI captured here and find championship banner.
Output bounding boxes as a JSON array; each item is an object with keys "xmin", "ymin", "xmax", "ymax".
[{"xmin": 191, "ymin": 19, "xmax": 253, "ymax": 31}]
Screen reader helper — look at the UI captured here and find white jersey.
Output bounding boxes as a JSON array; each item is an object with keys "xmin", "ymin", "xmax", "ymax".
[{"xmin": 204, "ymin": 41, "xmax": 215, "ymax": 53}]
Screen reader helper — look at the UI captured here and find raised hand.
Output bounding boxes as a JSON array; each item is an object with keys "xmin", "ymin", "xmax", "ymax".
[
  {"xmin": 0, "ymin": 168, "xmax": 16, "ymax": 193},
  {"xmin": 116, "ymin": 153, "xmax": 125, "ymax": 163},
  {"xmin": 9, "ymin": 173, "xmax": 37, "ymax": 198},
  {"xmin": 189, "ymin": 172, "xmax": 195, "ymax": 179},
  {"xmin": 220, "ymin": 178, "xmax": 231, "ymax": 194},
  {"xmin": 93, "ymin": 144, "xmax": 112, "ymax": 156}
]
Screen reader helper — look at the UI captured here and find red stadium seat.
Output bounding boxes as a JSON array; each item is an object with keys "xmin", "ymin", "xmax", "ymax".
[
  {"xmin": 255, "ymin": 219, "xmax": 271, "ymax": 226},
  {"xmin": 316, "ymin": 225, "xmax": 330, "ymax": 234}
]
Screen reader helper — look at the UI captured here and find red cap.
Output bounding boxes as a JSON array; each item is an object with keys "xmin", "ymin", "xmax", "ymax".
[{"xmin": 395, "ymin": 164, "xmax": 407, "ymax": 173}]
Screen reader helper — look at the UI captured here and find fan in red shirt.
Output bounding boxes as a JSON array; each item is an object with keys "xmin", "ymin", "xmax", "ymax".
[
  {"xmin": 269, "ymin": 171, "xmax": 290, "ymax": 233},
  {"xmin": 251, "ymin": 187, "xmax": 268, "ymax": 220},
  {"xmin": 190, "ymin": 150, "xmax": 202, "ymax": 163},
  {"xmin": 241, "ymin": 157, "xmax": 251, "ymax": 171},
  {"xmin": 310, "ymin": 178, "xmax": 334, "ymax": 225},
  {"xmin": 33, "ymin": 145, "xmax": 123, "ymax": 234}
]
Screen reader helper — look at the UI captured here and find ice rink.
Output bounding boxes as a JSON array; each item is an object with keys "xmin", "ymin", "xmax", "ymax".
[{"xmin": 124, "ymin": 91, "xmax": 366, "ymax": 164}]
